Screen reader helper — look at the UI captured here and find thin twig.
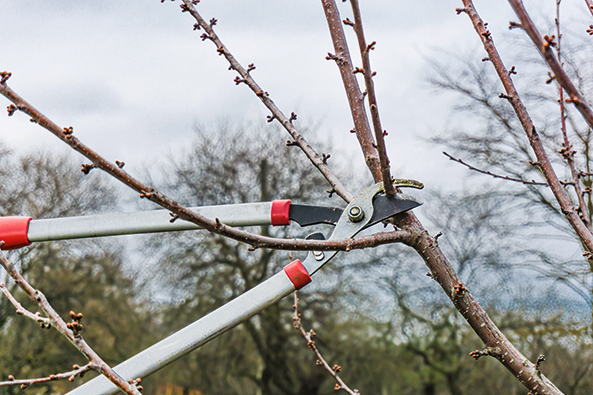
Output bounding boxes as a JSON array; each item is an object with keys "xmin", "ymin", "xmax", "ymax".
[
  {"xmin": 348, "ymin": 0, "xmax": 395, "ymax": 196},
  {"xmin": 179, "ymin": 0, "xmax": 354, "ymax": 202},
  {"xmin": 293, "ymin": 292, "xmax": 359, "ymax": 394},
  {"xmin": 443, "ymin": 152, "xmax": 548, "ymax": 186},
  {"xmin": 0, "ymin": 248, "xmax": 142, "ymax": 395},
  {"xmin": 320, "ymin": 0, "xmax": 382, "ymax": 183},
  {"xmin": 508, "ymin": 0, "xmax": 593, "ymax": 130},
  {"xmin": 554, "ymin": 1, "xmax": 591, "ymax": 230},
  {"xmin": 460, "ymin": 0, "xmax": 593, "ymax": 257},
  {"xmin": 0, "ymin": 364, "xmax": 92, "ymax": 389},
  {"xmin": 0, "ymin": 283, "xmax": 51, "ymax": 326}
]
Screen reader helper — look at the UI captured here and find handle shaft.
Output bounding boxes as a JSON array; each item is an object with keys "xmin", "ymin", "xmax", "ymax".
[
  {"xmin": 67, "ymin": 268, "xmax": 298, "ymax": 395},
  {"xmin": 26, "ymin": 202, "xmax": 274, "ymax": 243}
]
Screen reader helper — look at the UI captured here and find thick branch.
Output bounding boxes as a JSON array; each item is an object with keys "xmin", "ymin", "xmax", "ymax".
[
  {"xmin": 180, "ymin": 0, "xmax": 353, "ymax": 202},
  {"xmin": 397, "ymin": 214, "xmax": 564, "ymax": 395},
  {"xmin": 460, "ymin": 0, "xmax": 593, "ymax": 255},
  {"xmin": 0, "ymin": 249, "xmax": 142, "ymax": 395},
  {"xmin": 320, "ymin": 0, "xmax": 382, "ymax": 182},
  {"xmin": 508, "ymin": 0, "xmax": 593, "ymax": 130},
  {"xmin": 348, "ymin": 0, "xmax": 395, "ymax": 196}
]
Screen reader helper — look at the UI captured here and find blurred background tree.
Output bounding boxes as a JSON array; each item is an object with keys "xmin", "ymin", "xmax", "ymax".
[{"xmin": 0, "ymin": 147, "xmax": 155, "ymax": 395}]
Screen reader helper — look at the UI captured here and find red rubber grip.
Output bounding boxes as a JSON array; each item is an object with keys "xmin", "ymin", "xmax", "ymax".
[
  {"xmin": 271, "ymin": 199, "xmax": 291, "ymax": 226},
  {"xmin": 0, "ymin": 217, "xmax": 33, "ymax": 250},
  {"xmin": 283, "ymin": 259, "xmax": 311, "ymax": 290}
]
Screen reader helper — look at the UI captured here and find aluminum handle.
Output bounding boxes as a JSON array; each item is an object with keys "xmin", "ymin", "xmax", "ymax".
[
  {"xmin": 27, "ymin": 202, "xmax": 273, "ymax": 243},
  {"xmin": 66, "ymin": 269, "xmax": 296, "ymax": 395}
]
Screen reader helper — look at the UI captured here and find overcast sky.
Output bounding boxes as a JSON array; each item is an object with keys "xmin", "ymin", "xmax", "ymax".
[{"xmin": 1, "ymin": 0, "xmax": 590, "ymax": 196}]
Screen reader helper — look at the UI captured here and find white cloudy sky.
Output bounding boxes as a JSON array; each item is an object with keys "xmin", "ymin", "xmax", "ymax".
[{"xmin": 0, "ymin": 0, "xmax": 589, "ymax": 194}]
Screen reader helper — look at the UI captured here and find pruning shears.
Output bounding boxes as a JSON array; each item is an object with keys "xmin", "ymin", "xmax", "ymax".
[{"xmin": 0, "ymin": 180, "xmax": 422, "ymax": 394}]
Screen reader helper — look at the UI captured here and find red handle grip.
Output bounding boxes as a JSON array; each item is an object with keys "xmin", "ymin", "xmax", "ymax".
[
  {"xmin": 271, "ymin": 199, "xmax": 291, "ymax": 226},
  {"xmin": 0, "ymin": 216, "xmax": 32, "ymax": 250},
  {"xmin": 283, "ymin": 259, "xmax": 311, "ymax": 290}
]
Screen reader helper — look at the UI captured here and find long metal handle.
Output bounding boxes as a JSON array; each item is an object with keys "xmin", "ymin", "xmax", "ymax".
[
  {"xmin": 27, "ymin": 202, "xmax": 274, "ymax": 243},
  {"xmin": 67, "ymin": 268, "xmax": 298, "ymax": 395}
]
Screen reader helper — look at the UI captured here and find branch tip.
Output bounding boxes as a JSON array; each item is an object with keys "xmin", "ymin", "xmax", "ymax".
[
  {"xmin": 80, "ymin": 164, "xmax": 95, "ymax": 175},
  {"xmin": 0, "ymin": 71, "xmax": 11, "ymax": 84},
  {"xmin": 469, "ymin": 349, "xmax": 491, "ymax": 360},
  {"xmin": 508, "ymin": 21, "xmax": 522, "ymax": 29}
]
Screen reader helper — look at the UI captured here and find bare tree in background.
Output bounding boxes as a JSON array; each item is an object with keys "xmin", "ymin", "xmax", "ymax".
[{"xmin": 2, "ymin": 1, "xmax": 593, "ymax": 394}]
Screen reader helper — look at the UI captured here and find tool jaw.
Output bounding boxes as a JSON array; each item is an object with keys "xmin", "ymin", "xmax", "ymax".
[{"xmin": 302, "ymin": 181, "xmax": 422, "ymax": 275}]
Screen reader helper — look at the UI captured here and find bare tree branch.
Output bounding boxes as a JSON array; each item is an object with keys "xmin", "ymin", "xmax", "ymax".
[
  {"xmin": 179, "ymin": 0, "xmax": 354, "ymax": 202},
  {"xmin": 320, "ymin": 0, "xmax": 382, "ymax": 183},
  {"xmin": 459, "ymin": 0, "xmax": 593, "ymax": 258},
  {"xmin": 293, "ymin": 292, "xmax": 359, "ymax": 394},
  {"xmin": 583, "ymin": 0, "xmax": 593, "ymax": 18},
  {"xmin": 347, "ymin": 0, "xmax": 395, "ymax": 196},
  {"xmin": 0, "ymin": 282, "xmax": 51, "ymax": 326},
  {"xmin": 508, "ymin": 0, "xmax": 593, "ymax": 130},
  {"xmin": 0, "ymin": 247, "xmax": 142, "ymax": 395},
  {"xmin": 443, "ymin": 151, "xmax": 549, "ymax": 186},
  {"xmin": 554, "ymin": 0, "xmax": 592, "ymax": 230},
  {"xmin": 0, "ymin": 364, "xmax": 92, "ymax": 390}
]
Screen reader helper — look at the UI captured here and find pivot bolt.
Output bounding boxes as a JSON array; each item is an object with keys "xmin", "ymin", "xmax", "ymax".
[
  {"xmin": 313, "ymin": 251, "xmax": 324, "ymax": 261},
  {"xmin": 348, "ymin": 205, "xmax": 364, "ymax": 222}
]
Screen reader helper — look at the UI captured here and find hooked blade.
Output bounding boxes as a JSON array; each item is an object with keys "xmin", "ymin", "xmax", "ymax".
[
  {"xmin": 289, "ymin": 204, "xmax": 343, "ymax": 227},
  {"xmin": 366, "ymin": 194, "xmax": 422, "ymax": 228}
]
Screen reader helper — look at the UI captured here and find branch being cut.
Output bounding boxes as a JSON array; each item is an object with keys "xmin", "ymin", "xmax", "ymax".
[
  {"xmin": 293, "ymin": 292, "xmax": 359, "ymax": 394},
  {"xmin": 347, "ymin": 0, "xmax": 395, "ymax": 196},
  {"xmin": 459, "ymin": 0, "xmax": 593, "ymax": 257},
  {"xmin": 508, "ymin": 0, "xmax": 593, "ymax": 130},
  {"xmin": 179, "ymin": 0, "xmax": 353, "ymax": 203},
  {"xmin": 0, "ymin": 248, "xmax": 142, "ymax": 395},
  {"xmin": 443, "ymin": 151, "xmax": 548, "ymax": 186},
  {"xmin": 0, "ymin": 79, "xmax": 419, "ymax": 253}
]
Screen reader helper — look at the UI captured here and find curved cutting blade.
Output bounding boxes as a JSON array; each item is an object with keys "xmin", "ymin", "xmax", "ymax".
[{"xmin": 366, "ymin": 193, "xmax": 422, "ymax": 229}]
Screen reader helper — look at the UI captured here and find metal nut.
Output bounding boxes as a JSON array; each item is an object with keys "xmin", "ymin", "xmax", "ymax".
[{"xmin": 348, "ymin": 205, "xmax": 364, "ymax": 222}]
